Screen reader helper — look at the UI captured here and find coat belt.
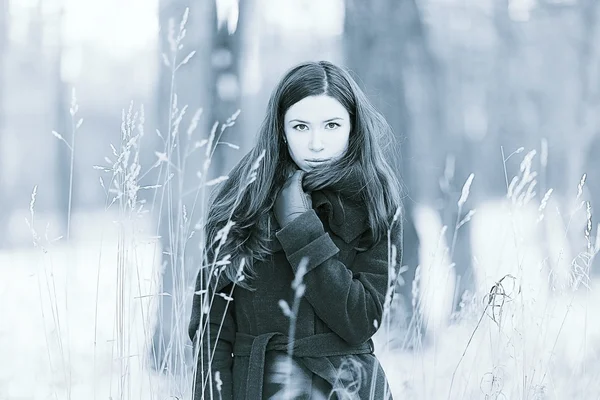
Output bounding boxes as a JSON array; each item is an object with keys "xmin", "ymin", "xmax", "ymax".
[{"xmin": 233, "ymin": 331, "xmax": 373, "ymax": 400}]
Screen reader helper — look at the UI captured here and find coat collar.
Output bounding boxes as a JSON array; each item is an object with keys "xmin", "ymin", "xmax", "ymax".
[
  {"xmin": 267, "ymin": 191, "xmax": 368, "ymax": 253},
  {"xmin": 311, "ymin": 189, "xmax": 369, "ymax": 244},
  {"xmin": 268, "ymin": 169, "xmax": 370, "ymax": 250}
]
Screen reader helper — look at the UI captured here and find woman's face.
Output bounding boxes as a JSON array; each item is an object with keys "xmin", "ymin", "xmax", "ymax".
[{"xmin": 283, "ymin": 94, "xmax": 351, "ymax": 172}]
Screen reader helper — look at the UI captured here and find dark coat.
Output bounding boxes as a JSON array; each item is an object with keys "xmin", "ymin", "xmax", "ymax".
[{"xmin": 189, "ymin": 188, "xmax": 402, "ymax": 400}]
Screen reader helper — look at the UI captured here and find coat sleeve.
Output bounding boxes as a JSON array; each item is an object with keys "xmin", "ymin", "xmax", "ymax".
[
  {"xmin": 189, "ymin": 268, "xmax": 236, "ymax": 400},
  {"xmin": 275, "ymin": 208, "xmax": 402, "ymax": 346}
]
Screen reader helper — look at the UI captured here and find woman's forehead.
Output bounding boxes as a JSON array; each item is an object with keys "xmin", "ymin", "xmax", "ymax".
[{"xmin": 285, "ymin": 95, "xmax": 348, "ymax": 121}]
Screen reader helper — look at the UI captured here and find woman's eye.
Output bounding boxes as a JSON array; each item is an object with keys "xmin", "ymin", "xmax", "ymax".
[
  {"xmin": 326, "ymin": 122, "xmax": 340, "ymax": 129},
  {"xmin": 293, "ymin": 124, "xmax": 308, "ymax": 131}
]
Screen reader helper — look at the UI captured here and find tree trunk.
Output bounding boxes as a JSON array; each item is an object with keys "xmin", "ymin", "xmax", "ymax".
[
  {"xmin": 54, "ymin": 4, "xmax": 72, "ymax": 239},
  {"xmin": 344, "ymin": 0, "xmax": 426, "ymax": 343},
  {"xmin": 206, "ymin": 0, "xmax": 247, "ymax": 183},
  {"xmin": 150, "ymin": 0, "xmax": 246, "ymax": 376}
]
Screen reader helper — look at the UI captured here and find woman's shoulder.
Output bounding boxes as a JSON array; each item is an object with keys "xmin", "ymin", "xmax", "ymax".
[{"xmin": 212, "ymin": 272, "xmax": 234, "ymax": 293}]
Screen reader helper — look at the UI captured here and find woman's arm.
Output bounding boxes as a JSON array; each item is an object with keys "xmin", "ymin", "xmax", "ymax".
[
  {"xmin": 275, "ymin": 209, "xmax": 402, "ymax": 346},
  {"xmin": 189, "ymin": 271, "xmax": 236, "ymax": 400}
]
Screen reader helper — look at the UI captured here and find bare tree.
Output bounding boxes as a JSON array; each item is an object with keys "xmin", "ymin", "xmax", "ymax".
[
  {"xmin": 206, "ymin": 0, "xmax": 248, "ymax": 183},
  {"xmin": 344, "ymin": 0, "xmax": 485, "ymax": 343},
  {"xmin": 150, "ymin": 0, "xmax": 212, "ymax": 375},
  {"xmin": 529, "ymin": 0, "xmax": 600, "ymax": 277},
  {"xmin": 344, "ymin": 0, "xmax": 429, "ymax": 344},
  {"xmin": 53, "ymin": 3, "xmax": 73, "ymax": 239}
]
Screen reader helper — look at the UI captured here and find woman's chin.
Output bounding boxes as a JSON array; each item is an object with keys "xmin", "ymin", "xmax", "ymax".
[
  {"xmin": 304, "ymin": 161, "xmax": 327, "ymax": 170},
  {"xmin": 297, "ymin": 164, "xmax": 314, "ymax": 172}
]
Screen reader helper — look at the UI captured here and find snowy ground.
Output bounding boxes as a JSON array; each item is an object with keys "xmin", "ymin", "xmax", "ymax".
[
  {"xmin": 375, "ymin": 199, "xmax": 600, "ymax": 399},
  {"xmin": 0, "ymin": 210, "xmax": 170, "ymax": 400},
  {"xmin": 1, "ymin": 199, "xmax": 600, "ymax": 399}
]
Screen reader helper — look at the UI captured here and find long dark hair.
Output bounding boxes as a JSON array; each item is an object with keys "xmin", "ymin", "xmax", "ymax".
[{"xmin": 204, "ymin": 60, "xmax": 403, "ymax": 292}]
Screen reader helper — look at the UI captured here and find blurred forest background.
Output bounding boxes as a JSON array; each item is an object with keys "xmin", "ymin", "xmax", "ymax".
[{"xmin": 2, "ymin": 0, "xmax": 600, "ymax": 399}]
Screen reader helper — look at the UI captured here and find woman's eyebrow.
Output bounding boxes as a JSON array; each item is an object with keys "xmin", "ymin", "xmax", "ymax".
[{"xmin": 289, "ymin": 117, "xmax": 344, "ymax": 124}]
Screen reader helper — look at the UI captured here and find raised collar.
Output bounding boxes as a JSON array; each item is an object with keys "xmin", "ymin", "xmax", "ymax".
[
  {"xmin": 267, "ymin": 190, "xmax": 368, "ymax": 253},
  {"xmin": 311, "ymin": 189, "xmax": 368, "ymax": 244},
  {"xmin": 268, "ymin": 169, "xmax": 370, "ymax": 249}
]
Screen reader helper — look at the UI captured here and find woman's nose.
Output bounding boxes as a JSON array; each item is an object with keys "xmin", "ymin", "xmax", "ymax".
[{"xmin": 308, "ymin": 132, "xmax": 324, "ymax": 152}]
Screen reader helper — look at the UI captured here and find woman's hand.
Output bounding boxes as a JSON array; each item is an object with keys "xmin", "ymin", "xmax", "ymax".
[{"xmin": 274, "ymin": 169, "xmax": 313, "ymax": 228}]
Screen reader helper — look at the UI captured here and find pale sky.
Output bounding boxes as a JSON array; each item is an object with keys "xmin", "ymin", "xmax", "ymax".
[
  {"xmin": 9, "ymin": 0, "xmax": 344, "ymax": 54},
  {"xmin": 7, "ymin": 0, "xmax": 344, "ymax": 82},
  {"xmin": 61, "ymin": 0, "xmax": 160, "ymax": 52},
  {"xmin": 9, "ymin": 0, "xmax": 159, "ymax": 56},
  {"xmin": 7, "ymin": 0, "xmax": 549, "ymax": 55}
]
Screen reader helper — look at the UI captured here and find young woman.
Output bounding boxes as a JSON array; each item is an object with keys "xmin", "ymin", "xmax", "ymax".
[{"xmin": 189, "ymin": 60, "xmax": 403, "ymax": 400}]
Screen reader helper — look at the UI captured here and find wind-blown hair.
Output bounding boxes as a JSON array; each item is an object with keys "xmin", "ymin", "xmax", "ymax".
[{"xmin": 204, "ymin": 60, "xmax": 403, "ymax": 292}]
